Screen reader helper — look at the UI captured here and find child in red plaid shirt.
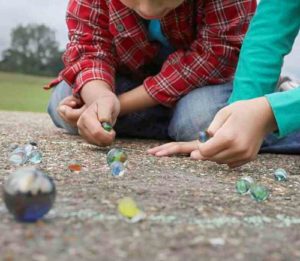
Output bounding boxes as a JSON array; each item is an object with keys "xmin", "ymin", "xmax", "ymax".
[{"xmin": 46, "ymin": 0, "xmax": 256, "ymax": 146}]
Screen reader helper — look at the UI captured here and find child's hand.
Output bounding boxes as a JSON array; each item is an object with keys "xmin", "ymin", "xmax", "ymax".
[
  {"xmin": 191, "ymin": 97, "xmax": 277, "ymax": 168},
  {"xmin": 77, "ymin": 93, "xmax": 120, "ymax": 146},
  {"xmin": 58, "ymin": 96, "xmax": 86, "ymax": 127},
  {"xmin": 148, "ymin": 141, "xmax": 198, "ymax": 156}
]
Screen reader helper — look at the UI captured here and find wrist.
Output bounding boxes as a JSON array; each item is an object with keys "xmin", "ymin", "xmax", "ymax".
[
  {"xmin": 257, "ymin": 97, "xmax": 278, "ymax": 134},
  {"xmin": 118, "ymin": 85, "xmax": 158, "ymax": 116},
  {"xmin": 81, "ymin": 80, "xmax": 113, "ymax": 105}
]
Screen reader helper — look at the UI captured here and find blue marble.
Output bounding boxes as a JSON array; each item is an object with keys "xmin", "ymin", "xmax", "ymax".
[
  {"xmin": 274, "ymin": 168, "xmax": 288, "ymax": 181},
  {"xmin": 110, "ymin": 161, "xmax": 125, "ymax": 177},
  {"xmin": 3, "ymin": 167, "xmax": 56, "ymax": 222},
  {"xmin": 28, "ymin": 150, "xmax": 43, "ymax": 164},
  {"xmin": 107, "ymin": 148, "xmax": 128, "ymax": 166},
  {"xmin": 198, "ymin": 131, "xmax": 210, "ymax": 143}
]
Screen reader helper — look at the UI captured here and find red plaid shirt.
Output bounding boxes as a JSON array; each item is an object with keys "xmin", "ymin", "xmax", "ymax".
[{"xmin": 46, "ymin": 0, "xmax": 256, "ymax": 106}]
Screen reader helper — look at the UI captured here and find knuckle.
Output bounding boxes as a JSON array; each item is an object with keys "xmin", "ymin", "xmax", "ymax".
[{"xmin": 222, "ymin": 133, "xmax": 235, "ymax": 144}]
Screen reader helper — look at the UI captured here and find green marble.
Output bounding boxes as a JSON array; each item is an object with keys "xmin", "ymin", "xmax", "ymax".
[
  {"xmin": 236, "ymin": 177, "xmax": 254, "ymax": 195},
  {"xmin": 250, "ymin": 184, "xmax": 269, "ymax": 202},
  {"xmin": 102, "ymin": 122, "xmax": 113, "ymax": 132},
  {"xmin": 107, "ymin": 148, "xmax": 128, "ymax": 166}
]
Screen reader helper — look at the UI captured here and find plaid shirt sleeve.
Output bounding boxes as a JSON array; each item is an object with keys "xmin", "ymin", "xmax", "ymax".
[
  {"xmin": 58, "ymin": 0, "xmax": 116, "ymax": 94},
  {"xmin": 144, "ymin": 0, "xmax": 256, "ymax": 107}
]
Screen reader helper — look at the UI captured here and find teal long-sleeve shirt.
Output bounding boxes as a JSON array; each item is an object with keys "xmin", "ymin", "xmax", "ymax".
[{"xmin": 229, "ymin": 0, "xmax": 300, "ymax": 137}]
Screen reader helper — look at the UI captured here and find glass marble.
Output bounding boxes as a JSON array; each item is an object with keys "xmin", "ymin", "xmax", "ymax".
[
  {"xmin": 3, "ymin": 167, "xmax": 56, "ymax": 222},
  {"xmin": 107, "ymin": 148, "xmax": 128, "ymax": 166},
  {"xmin": 274, "ymin": 168, "xmax": 288, "ymax": 181},
  {"xmin": 236, "ymin": 177, "xmax": 254, "ymax": 195},
  {"xmin": 24, "ymin": 144, "xmax": 34, "ymax": 157},
  {"xmin": 250, "ymin": 184, "xmax": 269, "ymax": 202},
  {"xmin": 110, "ymin": 161, "xmax": 125, "ymax": 177},
  {"xmin": 28, "ymin": 150, "xmax": 43, "ymax": 164},
  {"xmin": 199, "ymin": 130, "xmax": 210, "ymax": 143},
  {"xmin": 68, "ymin": 162, "xmax": 82, "ymax": 172},
  {"xmin": 118, "ymin": 197, "xmax": 145, "ymax": 223},
  {"xmin": 102, "ymin": 122, "xmax": 113, "ymax": 132},
  {"xmin": 9, "ymin": 147, "xmax": 27, "ymax": 165}
]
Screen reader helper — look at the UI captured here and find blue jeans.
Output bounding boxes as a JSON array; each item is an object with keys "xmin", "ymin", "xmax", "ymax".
[{"xmin": 47, "ymin": 78, "xmax": 300, "ymax": 154}]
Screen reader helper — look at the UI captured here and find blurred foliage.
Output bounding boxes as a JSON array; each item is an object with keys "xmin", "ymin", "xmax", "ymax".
[{"xmin": 0, "ymin": 24, "xmax": 64, "ymax": 77}]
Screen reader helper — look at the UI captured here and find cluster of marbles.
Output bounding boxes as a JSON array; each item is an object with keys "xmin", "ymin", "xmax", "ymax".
[
  {"xmin": 236, "ymin": 168, "xmax": 288, "ymax": 202},
  {"xmin": 118, "ymin": 197, "xmax": 146, "ymax": 223},
  {"xmin": 107, "ymin": 148, "xmax": 128, "ymax": 177},
  {"xmin": 3, "ymin": 167, "xmax": 56, "ymax": 222},
  {"xmin": 8, "ymin": 142, "xmax": 42, "ymax": 165},
  {"xmin": 236, "ymin": 177, "xmax": 269, "ymax": 202}
]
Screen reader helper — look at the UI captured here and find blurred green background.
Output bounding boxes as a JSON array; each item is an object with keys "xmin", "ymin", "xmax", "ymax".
[{"xmin": 0, "ymin": 72, "xmax": 51, "ymax": 112}]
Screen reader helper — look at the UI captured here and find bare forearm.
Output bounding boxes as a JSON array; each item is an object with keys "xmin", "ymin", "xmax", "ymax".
[
  {"xmin": 118, "ymin": 85, "xmax": 159, "ymax": 116},
  {"xmin": 80, "ymin": 80, "xmax": 113, "ymax": 105}
]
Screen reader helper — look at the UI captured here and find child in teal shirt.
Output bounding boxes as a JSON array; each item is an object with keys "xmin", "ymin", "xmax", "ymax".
[{"xmin": 149, "ymin": 0, "xmax": 300, "ymax": 168}]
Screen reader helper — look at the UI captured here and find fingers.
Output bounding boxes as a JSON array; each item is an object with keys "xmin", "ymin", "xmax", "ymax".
[
  {"xmin": 227, "ymin": 158, "xmax": 254, "ymax": 168},
  {"xmin": 59, "ymin": 95, "xmax": 83, "ymax": 108},
  {"xmin": 57, "ymin": 105, "xmax": 86, "ymax": 127},
  {"xmin": 63, "ymin": 105, "xmax": 86, "ymax": 121},
  {"xmin": 207, "ymin": 107, "xmax": 230, "ymax": 135},
  {"xmin": 96, "ymin": 98, "xmax": 115, "ymax": 125},
  {"xmin": 190, "ymin": 149, "xmax": 206, "ymax": 160},
  {"xmin": 78, "ymin": 108, "xmax": 115, "ymax": 146},
  {"xmin": 148, "ymin": 141, "xmax": 198, "ymax": 157},
  {"xmin": 197, "ymin": 132, "xmax": 232, "ymax": 159},
  {"xmin": 191, "ymin": 148, "xmax": 252, "ymax": 168}
]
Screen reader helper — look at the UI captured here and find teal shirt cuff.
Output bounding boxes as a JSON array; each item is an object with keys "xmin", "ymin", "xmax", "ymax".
[{"xmin": 265, "ymin": 87, "xmax": 300, "ymax": 138}]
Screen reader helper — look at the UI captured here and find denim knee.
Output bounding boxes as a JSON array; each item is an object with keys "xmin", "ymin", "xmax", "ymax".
[
  {"xmin": 168, "ymin": 82, "xmax": 233, "ymax": 141},
  {"xmin": 47, "ymin": 81, "xmax": 78, "ymax": 135}
]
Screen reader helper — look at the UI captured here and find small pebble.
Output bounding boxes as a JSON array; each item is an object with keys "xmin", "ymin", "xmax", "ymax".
[
  {"xmin": 250, "ymin": 184, "xmax": 269, "ymax": 202},
  {"xmin": 274, "ymin": 168, "xmax": 288, "ymax": 181},
  {"xmin": 29, "ymin": 141, "xmax": 38, "ymax": 147}
]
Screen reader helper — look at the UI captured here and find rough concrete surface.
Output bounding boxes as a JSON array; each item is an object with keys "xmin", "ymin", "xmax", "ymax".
[{"xmin": 0, "ymin": 111, "xmax": 300, "ymax": 261}]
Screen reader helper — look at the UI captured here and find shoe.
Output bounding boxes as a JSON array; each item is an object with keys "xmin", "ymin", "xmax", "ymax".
[{"xmin": 277, "ymin": 76, "xmax": 300, "ymax": 92}]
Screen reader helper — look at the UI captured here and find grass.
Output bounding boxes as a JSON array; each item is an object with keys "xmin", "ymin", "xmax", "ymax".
[{"xmin": 0, "ymin": 71, "xmax": 53, "ymax": 112}]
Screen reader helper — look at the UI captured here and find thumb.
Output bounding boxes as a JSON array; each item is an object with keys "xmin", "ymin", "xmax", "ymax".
[{"xmin": 207, "ymin": 106, "xmax": 231, "ymax": 136}]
